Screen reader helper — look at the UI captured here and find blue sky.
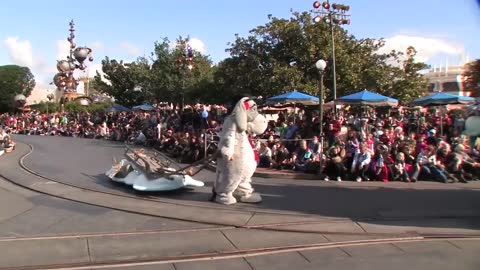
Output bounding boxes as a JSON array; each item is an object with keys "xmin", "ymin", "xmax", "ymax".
[{"xmin": 1, "ymin": 0, "xmax": 479, "ymax": 90}]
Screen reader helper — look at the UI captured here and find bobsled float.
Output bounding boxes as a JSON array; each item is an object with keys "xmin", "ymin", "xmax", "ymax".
[{"xmin": 105, "ymin": 146, "xmax": 210, "ymax": 192}]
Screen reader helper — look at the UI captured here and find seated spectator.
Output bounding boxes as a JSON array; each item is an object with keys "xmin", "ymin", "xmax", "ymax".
[
  {"xmin": 308, "ymin": 136, "xmax": 321, "ymax": 157},
  {"xmin": 0, "ymin": 128, "xmax": 14, "ymax": 153},
  {"xmin": 0, "ymin": 129, "xmax": 6, "ymax": 156},
  {"xmin": 258, "ymin": 142, "xmax": 272, "ymax": 168},
  {"xmin": 0, "ymin": 128, "xmax": 6, "ymax": 143},
  {"xmin": 371, "ymin": 144, "xmax": 392, "ymax": 182},
  {"xmin": 447, "ymin": 144, "xmax": 479, "ymax": 182},
  {"xmin": 272, "ymin": 143, "xmax": 292, "ymax": 170},
  {"xmin": 345, "ymin": 130, "xmax": 359, "ymax": 170},
  {"xmin": 324, "ymin": 141, "xmax": 346, "ymax": 181},
  {"xmin": 351, "ymin": 143, "xmax": 371, "ymax": 182},
  {"xmin": 3, "ymin": 136, "xmax": 15, "ymax": 153},
  {"xmin": 133, "ymin": 131, "xmax": 147, "ymax": 145},
  {"xmin": 413, "ymin": 145, "xmax": 448, "ymax": 183},
  {"xmin": 293, "ymin": 147, "xmax": 314, "ymax": 172},
  {"xmin": 392, "ymin": 152, "xmax": 410, "ymax": 182},
  {"xmin": 95, "ymin": 123, "xmax": 109, "ymax": 139}
]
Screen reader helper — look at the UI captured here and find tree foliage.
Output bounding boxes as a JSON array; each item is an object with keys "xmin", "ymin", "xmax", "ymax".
[
  {"xmin": 0, "ymin": 65, "xmax": 36, "ymax": 112},
  {"xmin": 214, "ymin": 11, "xmax": 429, "ymax": 104},
  {"xmin": 92, "ymin": 57, "xmax": 146, "ymax": 107},
  {"xmin": 93, "ymin": 37, "xmax": 213, "ymax": 107},
  {"xmin": 464, "ymin": 59, "xmax": 480, "ymax": 97},
  {"xmin": 93, "ymin": 11, "xmax": 430, "ymax": 106}
]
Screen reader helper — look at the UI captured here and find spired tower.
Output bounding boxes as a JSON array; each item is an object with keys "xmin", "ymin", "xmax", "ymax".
[{"xmin": 53, "ymin": 20, "xmax": 93, "ymax": 103}]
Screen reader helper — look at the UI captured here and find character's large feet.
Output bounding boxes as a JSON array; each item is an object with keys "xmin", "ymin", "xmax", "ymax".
[
  {"xmin": 214, "ymin": 193, "xmax": 237, "ymax": 205},
  {"xmin": 234, "ymin": 192, "xmax": 262, "ymax": 203}
]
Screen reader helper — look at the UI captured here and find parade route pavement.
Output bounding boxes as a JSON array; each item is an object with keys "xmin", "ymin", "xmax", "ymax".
[{"xmin": 0, "ymin": 135, "xmax": 479, "ymax": 269}]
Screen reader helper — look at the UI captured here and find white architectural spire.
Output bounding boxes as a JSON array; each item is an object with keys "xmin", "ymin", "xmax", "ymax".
[{"xmin": 445, "ymin": 58, "xmax": 448, "ymax": 76}]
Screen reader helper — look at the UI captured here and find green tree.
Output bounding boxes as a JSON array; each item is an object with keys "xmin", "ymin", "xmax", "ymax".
[
  {"xmin": 388, "ymin": 46, "xmax": 429, "ymax": 103},
  {"xmin": 464, "ymin": 59, "xmax": 480, "ymax": 97},
  {"xmin": 92, "ymin": 57, "xmax": 146, "ymax": 107},
  {"xmin": 0, "ymin": 65, "xmax": 35, "ymax": 112},
  {"xmin": 213, "ymin": 11, "xmax": 429, "ymax": 104},
  {"xmin": 93, "ymin": 37, "xmax": 214, "ymax": 107},
  {"xmin": 149, "ymin": 36, "xmax": 214, "ymax": 106}
]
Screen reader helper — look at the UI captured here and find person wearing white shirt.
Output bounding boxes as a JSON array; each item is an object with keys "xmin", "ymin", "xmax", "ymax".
[
  {"xmin": 258, "ymin": 142, "xmax": 272, "ymax": 168},
  {"xmin": 134, "ymin": 131, "xmax": 147, "ymax": 145},
  {"xmin": 351, "ymin": 143, "xmax": 371, "ymax": 182},
  {"xmin": 413, "ymin": 145, "xmax": 448, "ymax": 183}
]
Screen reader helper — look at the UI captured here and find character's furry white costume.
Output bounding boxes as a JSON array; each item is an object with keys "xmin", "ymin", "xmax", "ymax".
[{"xmin": 214, "ymin": 97, "xmax": 267, "ymax": 205}]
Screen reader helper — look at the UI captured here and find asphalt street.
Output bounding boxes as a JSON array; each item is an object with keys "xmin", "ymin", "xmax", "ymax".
[{"xmin": 0, "ymin": 135, "xmax": 479, "ymax": 269}]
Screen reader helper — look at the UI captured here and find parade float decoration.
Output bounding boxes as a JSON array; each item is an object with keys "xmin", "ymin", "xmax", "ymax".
[{"xmin": 106, "ymin": 146, "xmax": 209, "ymax": 191}]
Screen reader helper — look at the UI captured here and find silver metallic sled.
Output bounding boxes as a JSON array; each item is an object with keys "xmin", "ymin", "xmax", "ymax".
[{"xmin": 105, "ymin": 146, "xmax": 209, "ymax": 192}]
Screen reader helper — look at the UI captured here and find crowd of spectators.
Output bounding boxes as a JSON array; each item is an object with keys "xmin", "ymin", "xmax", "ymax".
[
  {"xmin": 0, "ymin": 106, "xmax": 225, "ymax": 163},
  {"xmin": 254, "ymin": 107, "xmax": 480, "ymax": 183},
  {"xmin": 1, "ymin": 104, "xmax": 479, "ymax": 184}
]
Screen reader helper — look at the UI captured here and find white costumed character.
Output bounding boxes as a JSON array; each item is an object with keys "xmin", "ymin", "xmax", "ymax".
[{"xmin": 213, "ymin": 97, "xmax": 268, "ymax": 205}]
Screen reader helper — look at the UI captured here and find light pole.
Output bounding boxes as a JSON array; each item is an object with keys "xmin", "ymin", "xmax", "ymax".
[
  {"xmin": 312, "ymin": 1, "xmax": 351, "ymax": 112},
  {"xmin": 316, "ymin": 59, "xmax": 327, "ymax": 170}
]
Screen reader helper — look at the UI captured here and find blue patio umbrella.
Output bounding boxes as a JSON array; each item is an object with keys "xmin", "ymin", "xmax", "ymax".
[
  {"xmin": 267, "ymin": 90, "xmax": 319, "ymax": 105},
  {"xmin": 105, "ymin": 105, "xmax": 130, "ymax": 112},
  {"xmin": 132, "ymin": 104, "xmax": 155, "ymax": 111},
  {"xmin": 335, "ymin": 90, "xmax": 398, "ymax": 106},
  {"xmin": 412, "ymin": 93, "xmax": 475, "ymax": 136},
  {"xmin": 411, "ymin": 92, "xmax": 475, "ymax": 107},
  {"xmin": 267, "ymin": 90, "xmax": 319, "ymax": 123}
]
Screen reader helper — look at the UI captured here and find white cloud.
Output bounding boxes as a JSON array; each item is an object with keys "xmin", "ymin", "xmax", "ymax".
[
  {"xmin": 72, "ymin": 63, "xmax": 104, "ymax": 81},
  {"xmin": 188, "ymin": 38, "xmax": 207, "ymax": 54},
  {"xmin": 3, "ymin": 37, "xmax": 106, "ymax": 103},
  {"xmin": 55, "ymin": 40, "xmax": 71, "ymax": 61},
  {"xmin": 85, "ymin": 63, "xmax": 103, "ymax": 78},
  {"xmin": 4, "ymin": 37, "xmax": 35, "ymax": 68},
  {"xmin": 119, "ymin": 42, "xmax": 141, "ymax": 58},
  {"xmin": 168, "ymin": 38, "xmax": 207, "ymax": 55},
  {"xmin": 91, "ymin": 41, "xmax": 104, "ymax": 51},
  {"xmin": 378, "ymin": 35, "xmax": 465, "ymax": 63}
]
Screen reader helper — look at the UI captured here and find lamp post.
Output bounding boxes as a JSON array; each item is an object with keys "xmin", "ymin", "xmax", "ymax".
[
  {"xmin": 316, "ymin": 59, "xmax": 327, "ymax": 171},
  {"xmin": 312, "ymin": 1, "xmax": 351, "ymax": 112}
]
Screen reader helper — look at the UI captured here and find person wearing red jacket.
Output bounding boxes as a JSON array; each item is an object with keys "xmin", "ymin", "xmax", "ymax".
[
  {"xmin": 249, "ymin": 135, "xmax": 259, "ymax": 164},
  {"xmin": 326, "ymin": 116, "xmax": 342, "ymax": 147}
]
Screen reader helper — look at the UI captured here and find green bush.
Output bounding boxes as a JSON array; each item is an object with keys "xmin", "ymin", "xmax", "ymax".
[
  {"xmin": 30, "ymin": 101, "xmax": 114, "ymax": 114},
  {"xmin": 64, "ymin": 101, "xmax": 113, "ymax": 113},
  {"xmin": 30, "ymin": 101, "xmax": 60, "ymax": 114}
]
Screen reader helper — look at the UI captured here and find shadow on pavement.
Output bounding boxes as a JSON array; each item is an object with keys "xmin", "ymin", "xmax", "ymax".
[{"xmin": 14, "ymin": 135, "xmax": 480, "ymax": 232}]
